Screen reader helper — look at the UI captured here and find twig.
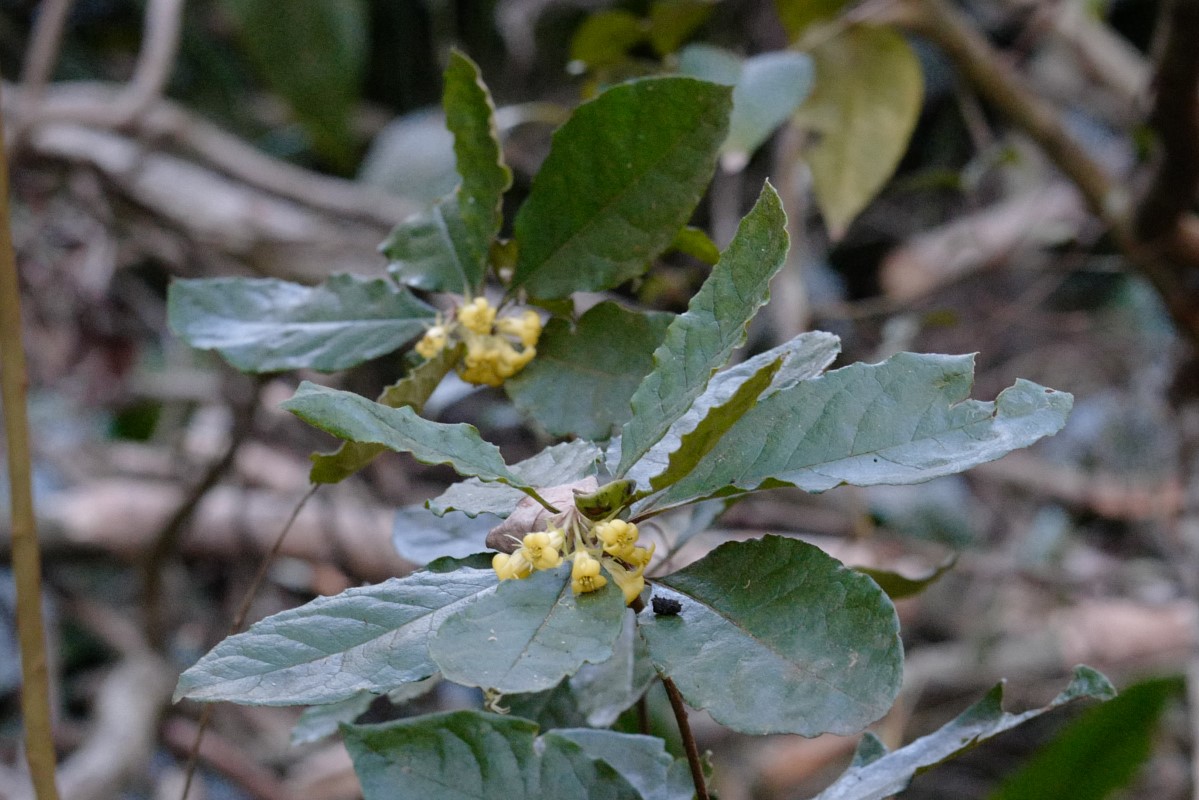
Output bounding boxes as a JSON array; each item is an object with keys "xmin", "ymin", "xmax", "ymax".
[
  {"xmin": 1133, "ymin": 0, "xmax": 1199, "ymax": 244},
  {"xmin": 18, "ymin": 0, "xmax": 76, "ymax": 108},
  {"xmin": 178, "ymin": 484, "xmax": 320, "ymax": 800},
  {"xmin": 7, "ymin": 82, "xmax": 417, "ymax": 229},
  {"xmin": 112, "ymin": 0, "xmax": 187, "ymax": 124},
  {"xmin": 161, "ymin": 717, "xmax": 290, "ymax": 800},
  {"xmin": 896, "ymin": 0, "xmax": 1199, "ymax": 343},
  {"xmin": 631, "ymin": 597, "xmax": 709, "ymax": 800},
  {"xmin": 907, "ymin": 0, "xmax": 1119, "ymax": 219},
  {"xmin": 661, "ymin": 676, "xmax": 709, "ymax": 800},
  {"xmin": 0, "ymin": 81, "xmax": 61, "ymax": 800},
  {"xmin": 141, "ymin": 376, "xmax": 262, "ymax": 649}
]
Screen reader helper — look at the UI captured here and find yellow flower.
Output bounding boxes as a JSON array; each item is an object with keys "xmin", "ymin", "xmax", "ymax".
[
  {"xmin": 595, "ymin": 519, "xmax": 639, "ymax": 560},
  {"xmin": 458, "ymin": 333, "xmax": 536, "ymax": 386},
  {"xmin": 414, "ymin": 325, "xmax": 448, "ymax": 359},
  {"xmin": 604, "ymin": 558, "xmax": 646, "ymax": 605},
  {"xmin": 496, "ymin": 310, "xmax": 543, "ymax": 348},
  {"xmin": 493, "ymin": 550, "xmax": 533, "ymax": 580},
  {"xmin": 626, "ymin": 542, "xmax": 655, "ymax": 570},
  {"xmin": 457, "ymin": 297, "xmax": 496, "ymax": 334},
  {"xmin": 459, "ymin": 334, "xmax": 507, "ymax": 387},
  {"xmin": 520, "ymin": 531, "xmax": 563, "ymax": 570},
  {"xmin": 571, "ymin": 552, "xmax": 607, "ymax": 595}
]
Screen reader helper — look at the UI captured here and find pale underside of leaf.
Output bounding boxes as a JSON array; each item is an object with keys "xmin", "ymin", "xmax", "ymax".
[
  {"xmin": 428, "ymin": 440, "xmax": 603, "ymax": 518},
  {"xmin": 167, "ymin": 274, "xmax": 436, "ymax": 373},
  {"xmin": 812, "ymin": 666, "xmax": 1116, "ymax": 800},
  {"xmin": 430, "ymin": 565, "xmax": 627, "ymax": 694},
  {"xmin": 622, "ymin": 330, "xmax": 840, "ymax": 491},
  {"xmin": 282, "ymin": 382, "xmax": 533, "ymax": 491},
  {"xmin": 174, "ymin": 569, "xmax": 498, "ymax": 706},
  {"xmin": 616, "ymin": 182, "xmax": 790, "ymax": 476},
  {"xmin": 637, "ymin": 352, "xmax": 1073, "ymax": 514}
]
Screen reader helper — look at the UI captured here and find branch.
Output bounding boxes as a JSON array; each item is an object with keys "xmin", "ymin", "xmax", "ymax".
[
  {"xmin": 1133, "ymin": 0, "xmax": 1199, "ymax": 243},
  {"xmin": 907, "ymin": 0, "xmax": 1120, "ymax": 220},
  {"xmin": 894, "ymin": 0, "xmax": 1199, "ymax": 342},
  {"xmin": 111, "ymin": 0, "xmax": 186, "ymax": 123},
  {"xmin": 8, "ymin": 82, "xmax": 417, "ymax": 229},
  {"xmin": 0, "ymin": 82, "xmax": 61, "ymax": 800},
  {"xmin": 18, "ymin": 0, "xmax": 75, "ymax": 108}
]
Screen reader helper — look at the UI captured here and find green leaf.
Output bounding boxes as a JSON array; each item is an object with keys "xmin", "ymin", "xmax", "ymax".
[
  {"xmin": 220, "ymin": 0, "xmax": 367, "ymax": 168},
  {"xmin": 570, "ymin": 10, "xmax": 648, "ymax": 70},
  {"xmin": 774, "ymin": 0, "xmax": 850, "ymax": 41},
  {"xmin": 623, "ymin": 331, "xmax": 840, "ymax": 491},
  {"xmin": 512, "ymin": 77, "xmax": 732, "ymax": 299},
  {"xmin": 506, "ymin": 612, "xmax": 655, "ymax": 730},
  {"xmin": 639, "ymin": 535, "xmax": 902, "ymax": 735},
  {"xmin": 291, "ymin": 692, "xmax": 374, "ymax": 745},
  {"xmin": 812, "ymin": 666, "xmax": 1117, "ymax": 800},
  {"xmin": 568, "ymin": 610, "xmax": 658, "ymax": 727},
  {"xmin": 429, "ymin": 440, "xmax": 603, "ymax": 518},
  {"xmin": 392, "ymin": 505, "xmax": 498, "ymax": 564},
  {"xmin": 343, "ymin": 711, "xmax": 643, "ymax": 800},
  {"xmin": 430, "ymin": 564, "xmax": 627, "ymax": 693},
  {"xmin": 505, "ymin": 682, "xmax": 590, "ymax": 730},
  {"xmin": 385, "ymin": 51, "xmax": 511, "ymax": 294},
  {"xmin": 638, "ymin": 353, "xmax": 1073, "ymax": 514},
  {"xmin": 852, "ymin": 732, "xmax": 888, "ymax": 767},
  {"xmin": 794, "ymin": 24, "xmax": 924, "ymax": 237},
  {"xmin": 310, "ymin": 345, "xmax": 460, "ymax": 483},
  {"xmin": 616, "ymin": 183, "xmax": 790, "ymax": 477},
  {"xmin": 505, "ymin": 303, "xmax": 674, "ymax": 440},
  {"xmin": 173, "ymin": 568, "xmax": 498, "ymax": 705},
  {"xmin": 647, "ymin": 0, "xmax": 716, "ymax": 55},
  {"xmin": 856, "ymin": 555, "xmax": 957, "ymax": 601},
  {"xmin": 167, "ymin": 275, "xmax": 436, "ymax": 373},
  {"xmin": 989, "ymin": 676, "xmax": 1178, "ymax": 800},
  {"xmin": 649, "ymin": 357, "xmax": 782, "ymax": 492},
  {"xmin": 548, "ymin": 729, "xmax": 694, "ymax": 800},
  {"xmin": 282, "ymin": 382, "xmax": 532, "ymax": 490}
]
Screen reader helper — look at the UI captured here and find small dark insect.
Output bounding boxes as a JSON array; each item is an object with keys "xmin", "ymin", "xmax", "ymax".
[{"xmin": 651, "ymin": 596, "xmax": 682, "ymax": 616}]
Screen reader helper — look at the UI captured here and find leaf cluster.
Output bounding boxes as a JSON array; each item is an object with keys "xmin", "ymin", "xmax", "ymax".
[{"xmin": 168, "ymin": 46, "xmax": 1103, "ymax": 800}]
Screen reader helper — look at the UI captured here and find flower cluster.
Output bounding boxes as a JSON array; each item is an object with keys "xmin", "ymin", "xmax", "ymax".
[
  {"xmin": 492, "ymin": 508, "xmax": 654, "ymax": 606},
  {"xmin": 414, "ymin": 297, "xmax": 542, "ymax": 387}
]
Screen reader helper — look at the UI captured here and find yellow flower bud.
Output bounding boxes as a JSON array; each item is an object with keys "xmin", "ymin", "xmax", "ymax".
[
  {"xmin": 496, "ymin": 310, "xmax": 543, "ymax": 348},
  {"xmin": 571, "ymin": 552, "xmax": 607, "ymax": 595},
  {"xmin": 457, "ymin": 297, "xmax": 496, "ymax": 334},
  {"xmin": 520, "ymin": 531, "xmax": 563, "ymax": 570},
  {"xmin": 415, "ymin": 325, "xmax": 448, "ymax": 359},
  {"xmin": 604, "ymin": 559, "xmax": 646, "ymax": 605},
  {"xmin": 493, "ymin": 550, "xmax": 533, "ymax": 580},
  {"xmin": 459, "ymin": 335, "xmax": 507, "ymax": 387}
]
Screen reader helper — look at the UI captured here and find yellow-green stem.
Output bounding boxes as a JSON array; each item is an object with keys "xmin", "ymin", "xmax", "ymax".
[{"xmin": 0, "ymin": 82, "xmax": 61, "ymax": 798}]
